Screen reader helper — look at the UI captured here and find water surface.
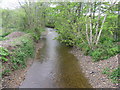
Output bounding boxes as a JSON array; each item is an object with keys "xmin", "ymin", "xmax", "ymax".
[{"xmin": 20, "ymin": 28, "xmax": 92, "ymax": 88}]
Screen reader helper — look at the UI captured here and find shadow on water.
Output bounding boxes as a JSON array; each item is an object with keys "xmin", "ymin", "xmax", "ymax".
[{"xmin": 20, "ymin": 28, "xmax": 92, "ymax": 88}]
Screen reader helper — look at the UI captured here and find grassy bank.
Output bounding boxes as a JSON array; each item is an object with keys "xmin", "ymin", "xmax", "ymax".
[{"xmin": 1, "ymin": 33, "xmax": 35, "ymax": 76}]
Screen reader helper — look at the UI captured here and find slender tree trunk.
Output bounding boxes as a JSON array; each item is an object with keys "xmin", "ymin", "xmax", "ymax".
[
  {"xmin": 96, "ymin": 14, "xmax": 107, "ymax": 45},
  {"xmin": 89, "ymin": 3, "xmax": 93, "ymax": 45},
  {"xmin": 86, "ymin": 23, "xmax": 90, "ymax": 46},
  {"xmin": 94, "ymin": 3, "xmax": 101, "ymax": 44}
]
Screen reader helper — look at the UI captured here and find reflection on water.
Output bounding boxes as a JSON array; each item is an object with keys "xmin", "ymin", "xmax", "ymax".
[{"xmin": 20, "ymin": 28, "xmax": 92, "ymax": 88}]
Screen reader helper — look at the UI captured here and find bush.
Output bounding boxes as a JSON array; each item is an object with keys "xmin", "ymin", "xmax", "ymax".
[
  {"xmin": 90, "ymin": 48, "xmax": 103, "ymax": 61},
  {"xmin": 26, "ymin": 27, "xmax": 44, "ymax": 42},
  {"xmin": 90, "ymin": 42, "xmax": 119, "ymax": 61}
]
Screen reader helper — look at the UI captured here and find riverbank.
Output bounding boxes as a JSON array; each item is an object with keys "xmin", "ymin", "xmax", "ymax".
[
  {"xmin": 1, "ymin": 32, "xmax": 34, "ymax": 88},
  {"xmin": 2, "ymin": 41, "xmax": 45, "ymax": 88},
  {"xmin": 71, "ymin": 47, "xmax": 119, "ymax": 88},
  {"xmin": 2, "ymin": 58, "xmax": 33, "ymax": 88},
  {"xmin": 1, "ymin": 30, "xmax": 47, "ymax": 88},
  {"xmin": 19, "ymin": 28, "xmax": 92, "ymax": 88}
]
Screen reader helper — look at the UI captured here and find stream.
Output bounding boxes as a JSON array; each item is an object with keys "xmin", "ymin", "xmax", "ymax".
[{"xmin": 19, "ymin": 28, "xmax": 92, "ymax": 88}]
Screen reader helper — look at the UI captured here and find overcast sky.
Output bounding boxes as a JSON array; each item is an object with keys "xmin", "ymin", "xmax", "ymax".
[
  {"xmin": 0, "ymin": 0, "xmax": 119, "ymax": 9},
  {"xmin": 0, "ymin": 0, "xmax": 25, "ymax": 9}
]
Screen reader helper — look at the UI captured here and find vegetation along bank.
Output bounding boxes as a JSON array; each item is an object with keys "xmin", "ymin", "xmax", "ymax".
[
  {"xmin": 0, "ymin": 2, "xmax": 45, "ymax": 88},
  {"xmin": 45, "ymin": 2, "xmax": 120, "ymax": 88},
  {"xmin": 0, "ymin": 1, "xmax": 119, "ymax": 88}
]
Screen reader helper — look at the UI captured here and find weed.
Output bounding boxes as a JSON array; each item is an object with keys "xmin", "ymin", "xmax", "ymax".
[
  {"xmin": 90, "ymin": 42, "xmax": 119, "ymax": 61},
  {"xmin": 0, "ymin": 47, "xmax": 9, "ymax": 62},
  {"xmin": 102, "ymin": 67, "xmax": 110, "ymax": 75},
  {"xmin": 2, "ymin": 69, "xmax": 11, "ymax": 76},
  {"xmin": 102, "ymin": 67, "xmax": 120, "ymax": 83},
  {"xmin": 10, "ymin": 36, "xmax": 34, "ymax": 70},
  {"xmin": 109, "ymin": 67, "xmax": 120, "ymax": 83}
]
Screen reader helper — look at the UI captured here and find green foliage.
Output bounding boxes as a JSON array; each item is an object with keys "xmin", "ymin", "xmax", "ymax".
[
  {"xmin": 1, "ymin": 35, "xmax": 35, "ymax": 76},
  {"xmin": 109, "ymin": 67, "xmax": 120, "ymax": 83},
  {"xmin": 2, "ymin": 2, "xmax": 46, "ymax": 42},
  {"xmin": 1, "ymin": 2, "xmax": 46, "ymax": 77},
  {"xmin": 0, "ymin": 31, "xmax": 10, "ymax": 37},
  {"xmin": 2, "ymin": 69, "xmax": 11, "ymax": 76},
  {"xmin": 30, "ymin": 27, "xmax": 44, "ymax": 42},
  {"xmin": 102, "ymin": 67, "xmax": 110, "ymax": 75},
  {"xmin": 10, "ymin": 36, "xmax": 34, "ymax": 70},
  {"xmin": 0, "ymin": 30, "xmax": 10, "ymax": 41},
  {"xmin": 0, "ymin": 47, "xmax": 9, "ymax": 62},
  {"xmin": 102, "ymin": 67, "xmax": 120, "ymax": 83},
  {"xmin": 45, "ymin": 2, "xmax": 119, "ymax": 61},
  {"xmin": 1, "ymin": 2, "xmax": 119, "ymax": 78},
  {"xmin": 90, "ymin": 42, "xmax": 119, "ymax": 61},
  {"xmin": 0, "ymin": 37, "xmax": 8, "ymax": 41}
]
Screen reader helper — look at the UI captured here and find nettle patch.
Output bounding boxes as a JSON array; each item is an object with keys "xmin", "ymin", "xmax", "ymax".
[
  {"xmin": 0, "ymin": 47, "xmax": 11, "ymax": 76},
  {"xmin": 0, "ymin": 47, "xmax": 9, "ymax": 62},
  {"xmin": 1, "ymin": 35, "xmax": 35, "ymax": 76},
  {"xmin": 10, "ymin": 38, "xmax": 34, "ymax": 70}
]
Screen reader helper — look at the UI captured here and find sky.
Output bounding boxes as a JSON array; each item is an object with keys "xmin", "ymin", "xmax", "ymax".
[
  {"xmin": 0, "ymin": 0, "xmax": 119, "ymax": 9},
  {"xmin": 0, "ymin": 0, "xmax": 25, "ymax": 9}
]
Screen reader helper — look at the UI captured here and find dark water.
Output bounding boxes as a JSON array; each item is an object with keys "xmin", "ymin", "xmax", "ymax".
[{"xmin": 20, "ymin": 28, "xmax": 92, "ymax": 88}]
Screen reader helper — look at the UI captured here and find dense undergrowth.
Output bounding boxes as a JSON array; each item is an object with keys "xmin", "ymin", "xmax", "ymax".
[
  {"xmin": 0, "ymin": 1, "xmax": 119, "ymax": 85},
  {"xmin": 1, "ymin": 34, "xmax": 34, "ymax": 76},
  {"xmin": 0, "ymin": 30, "xmax": 10, "ymax": 41},
  {"xmin": 1, "ymin": 2, "xmax": 46, "ymax": 76},
  {"xmin": 86, "ymin": 42, "xmax": 119, "ymax": 61},
  {"xmin": 10, "ymin": 34, "xmax": 34, "ymax": 70},
  {"xmin": 45, "ymin": 2, "xmax": 119, "ymax": 62},
  {"xmin": 45, "ymin": 2, "xmax": 119, "ymax": 83}
]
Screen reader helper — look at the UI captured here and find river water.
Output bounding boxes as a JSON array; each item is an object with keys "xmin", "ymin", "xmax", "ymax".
[{"xmin": 20, "ymin": 28, "xmax": 92, "ymax": 88}]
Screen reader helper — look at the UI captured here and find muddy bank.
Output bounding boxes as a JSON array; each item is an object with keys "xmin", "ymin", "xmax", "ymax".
[{"xmin": 71, "ymin": 47, "xmax": 119, "ymax": 88}]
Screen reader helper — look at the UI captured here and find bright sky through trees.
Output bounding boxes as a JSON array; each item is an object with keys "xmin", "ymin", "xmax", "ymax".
[{"xmin": 0, "ymin": 0, "xmax": 119, "ymax": 9}]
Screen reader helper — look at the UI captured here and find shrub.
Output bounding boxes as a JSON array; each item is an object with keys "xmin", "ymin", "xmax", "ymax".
[{"xmin": 90, "ymin": 42, "xmax": 119, "ymax": 61}]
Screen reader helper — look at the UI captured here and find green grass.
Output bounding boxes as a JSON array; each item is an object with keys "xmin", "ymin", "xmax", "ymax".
[
  {"xmin": 102, "ymin": 67, "xmax": 120, "ymax": 83},
  {"xmin": 109, "ymin": 67, "xmax": 120, "ymax": 83},
  {"xmin": 102, "ymin": 67, "xmax": 110, "ymax": 75},
  {"xmin": 0, "ymin": 37, "xmax": 8, "ymax": 41}
]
